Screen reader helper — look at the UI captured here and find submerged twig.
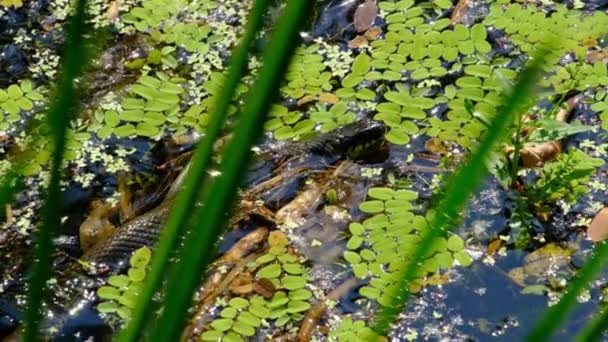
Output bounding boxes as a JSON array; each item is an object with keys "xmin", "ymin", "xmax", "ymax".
[
  {"xmin": 183, "ymin": 227, "xmax": 268, "ymax": 340},
  {"xmin": 297, "ymin": 277, "xmax": 360, "ymax": 342}
]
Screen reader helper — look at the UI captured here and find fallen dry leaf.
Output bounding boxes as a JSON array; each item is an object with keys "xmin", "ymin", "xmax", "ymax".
[
  {"xmin": 364, "ymin": 26, "xmax": 382, "ymax": 40},
  {"xmin": 588, "ymin": 207, "xmax": 608, "ymax": 242},
  {"xmin": 348, "ymin": 35, "xmax": 369, "ymax": 49},
  {"xmin": 354, "ymin": 0, "xmax": 378, "ymax": 33},
  {"xmin": 319, "ymin": 92, "xmax": 339, "ymax": 104}
]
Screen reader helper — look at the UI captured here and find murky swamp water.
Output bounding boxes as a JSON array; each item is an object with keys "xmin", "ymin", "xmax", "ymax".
[{"xmin": 1, "ymin": 0, "xmax": 608, "ymax": 341}]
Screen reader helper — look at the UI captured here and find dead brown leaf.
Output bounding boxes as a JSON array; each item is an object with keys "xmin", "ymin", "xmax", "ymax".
[
  {"xmin": 348, "ymin": 35, "xmax": 369, "ymax": 49},
  {"xmin": 588, "ymin": 207, "xmax": 608, "ymax": 242},
  {"xmin": 354, "ymin": 0, "xmax": 378, "ymax": 33}
]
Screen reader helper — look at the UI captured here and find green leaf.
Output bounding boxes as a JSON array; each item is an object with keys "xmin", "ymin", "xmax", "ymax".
[
  {"xmin": 283, "ymin": 275, "xmax": 307, "ymax": 290},
  {"xmin": 201, "ymin": 330, "xmax": 223, "ymax": 341},
  {"xmin": 122, "ymin": 98, "xmax": 146, "ymax": 110},
  {"xmin": 248, "ymin": 304, "xmax": 272, "ymax": 319},
  {"xmin": 20, "ymin": 79, "xmax": 32, "ymax": 93},
  {"xmin": 236, "ymin": 311, "xmax": 261, "ymax": 327},
  {"xmin": 283, "ymin": 263, "xmax": 303, "ymax": 275},
  {"xmin": 453, "ymin": 250, "xmax": 473, "ymax": 266},
  {"xmin": 447, "ymin": 235, "xmax": 465, "ymax": 252},
  {"xmin": 221, "ymin": 307, "xmax": 238, "ymax": 319},
  {"xmin": 159, "ymin": 82, "xmax": 184, "ymax": 95},
  {"xmin": 359, "ymin": 200, "xmax": 385, "ymax": 213},
  {"xmin": 521, "ymin": 284, "xmax": 549, "ymax": 295},
  {"xmin": 347, "ymin": 236, "xmax": 364, "ymax": 250},
  {"xmin": 368, "ymin": 187, "xmax": 394, "ymax": 200},
  {"xmin": 229, "ymin": 297, "xmax": 250, "ymax": 310},
  {"xmin": 130, "ymin": 247, "xmax": 151, "ymax": 268},
  {"xmin": 349, "ymin": 222, "xmax": 365, "ymax": 236},
  {"xmin": 136, "ymin": 122, "xmax": 161, "ymax": 137},
  {"xmin": 2, "ymin": 100, "xmax": 20, "ymax": 115},
  {"xmin": 210, "ymin": 318, "xmax": 233, "ymax": 332},
  {"xmin": 105, "ymin": 110, "xmax": 120, "ymax": 127},
  {"xmin": 257, "ymin": 263, "xmax": 282, "ymax": 279},
  {"xmin": 527, "ymin": 119, "xmax": 592, "ymax": 143},
  {"xmin": 435, "ymin": 0, "xmax": 452, "ymax": 8},
  {"xmin": 138, "ymin": 75, "xmax": 162, "ymax": 89},
  {"xmin": 128, "ymin": 267, "xmax": 146, "ymax": 282},
  {"xmin": 274, "ymin": 126, "xmax": 295, "ymax": 140},
  {"xmin": 456, "ymin": 76, "xmax": 482, "ymax": 88},
  {"xmin": 145, "ymin": 99, "xmax": 173, "ymax": 112},
  {"xmin": 287, "ymin": 300, "xmax": 311, "ymax": 313},
  {"xmin": 356, "ymin": 88, "xmax": 376, "ymax": 101},
  {"xmin": 131, "ymin": 84, "xmax": 159, "ymax": 100},
  {"xmin": 232, "ymin": 321, "xmax": 256, "ymax": 336},
  {"xmin": 385, "ymin": 91, "xmax": 410, "ymax": 106},
  {"xmin": 7, "ymin": 84, "xmax": 22, "ymax": 99},
  {"xmin": 470, "ymin": 24, "xmax": 487, "ymax": 41},
  {"xmin": 289, "ymin": 288, "xmax": 312, "ymax": 301},
  {"xmin": 97, "ymin": 301, "xmax": 120, "ymax": 313},
  {"xmin": 344, "ymin": 251, "xmax": 361, "ymax": 264},
  {"xmin": 120, "ymin": 110, "xmax": 144, "ymax": 122},
  {"xmin": 108, "ymin": 275, "xmax": 130, "ymax": 289},
  {"xmin": 352, "ymin": 53, "xmax": 371, "ymax": 76},
  {"xmin": 410, "ymin": 69, "xmax": 429, "ymax": 80},
  {"xmin": 352, "ymin": 263, "xmax": 368, "ymax": 278},
  {"xmin": 98, "ymin": 286, "xmax": 121, "ymax": 300},
  {"xmin": 119, "ymin": 291, "xmax": 139, "ymax": 309},
  {"xmin": 385, "ymin": 128, "xmax": 410, "ymax": 145},
  {"xmin": 15, "ymin": 97, "xmax": 33, "ymax": 110},
  {"xmin": 465, "ymin": 65, "xmax": 492, "ymax": 78}
]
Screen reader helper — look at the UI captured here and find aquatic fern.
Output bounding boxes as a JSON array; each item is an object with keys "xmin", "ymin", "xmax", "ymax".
[
  {"xmin": 96, "ymin": 247, "xmax": 152, "ymax": 321},
  {"xmin": 202, "ymin": 236, "xmax": 313, "ymax": 340},
  {"xmin": 344, "ymin": 185, "xmax": 471, "ymax": 306}
]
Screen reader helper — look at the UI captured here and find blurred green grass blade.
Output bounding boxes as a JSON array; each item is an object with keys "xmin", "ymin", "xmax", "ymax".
[
  {"xmin": 528, "ymin": 241, "xmax": 608, "ymax": 342},
  {"xmin": 23, "ymin": 0, "xmax": 89, "ymax": 340},
  {"xmin": 117, "ymin": 1, "xmax": 270, "ymax": 340},
  {"xmin": 0, "ymin": 169, "xmax": 23, "ymax": 221},
  {"xmin": 149, "ymin": 0, "xmax": 313, "ymax": 340},
  {"xmin": 576, "ymin": 286, "xmax": 608, "ymax": 342},
  {"xmin": 373, "ymin": 46, "xmax": 551, "ymax": 335}
]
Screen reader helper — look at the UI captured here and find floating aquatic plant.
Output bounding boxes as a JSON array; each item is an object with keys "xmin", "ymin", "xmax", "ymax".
[
  {"xmin": 344, "ymin": 185, "xmax": 471, "ymax": 307},
  {"xmin": 328, "ymin": 316, "xmax": 381, "ymax": 342},
  {"xmin": 97, "ymin": 247, "xmax": 152, "ymax": 321},
  {"xmin": 202, "ymin": 239, "xmax": 313, "ymax": 340}
]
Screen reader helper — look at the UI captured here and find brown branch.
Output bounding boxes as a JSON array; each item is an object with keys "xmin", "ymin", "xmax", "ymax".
[
  {"xmin": 182, "ymin": 227, "xmax": 268, "ymax": 341},
  {"xmin": 297, "ymin": 277, "xmax": 360, "ymax": 342}
]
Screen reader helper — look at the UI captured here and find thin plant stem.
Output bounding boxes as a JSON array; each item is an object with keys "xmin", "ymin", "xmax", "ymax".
[
  {"xmin": 23, "ymin": 0, "xmax": 89, "ymax": 339},
  {"xmin": 149, "ymin": 0, "xmax": 314, "ymax": 340},
  {"xmin": 576, "ymin": 302, "xmax": 608, "ymax": 342},
  {"xmin": 373, "ymin": 46, "xmax": 551, "ymax": 335},
  {"xmin": 116, "ymin": 0, "xmax": 270, "ymax": 339}
]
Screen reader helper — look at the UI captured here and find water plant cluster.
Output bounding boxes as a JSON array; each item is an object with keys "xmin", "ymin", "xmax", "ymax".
[
  {"xmin": 96, "ymin": 246, "xmax": 152, "ymax": 320},
  {"xmin": 201, "ymin": 233, "xmax": 313, "ymax": 341},
  {"xmin": 345, "ymin": 185, "xmax": 471, "ymax": 306}
]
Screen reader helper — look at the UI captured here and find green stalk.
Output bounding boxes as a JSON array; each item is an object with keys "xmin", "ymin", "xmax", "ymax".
[
  {"xmin": 23, "ymin": 0, "xmax": 89, "ymax": 340},
  {"xmin": 510, "ymin": 113, "xmax": 524, "ymax": 187},
  {"xmin": 149, "ymin": 0, "xmax": 313, "ymax": 340},
  {"xmin": 373, "ymin": 46, "xmax": 551, "ymax": 335},
  {"xmin": 117, "ymin": 0, "xmax": 270, "ymax": 339},
  {"xmin": 576, "ymin": 297, "xmax": 608, "ymax": 342},
  {"xmin": 527, "ymin": 241, "xmax": 608, "ymax": 342}
]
